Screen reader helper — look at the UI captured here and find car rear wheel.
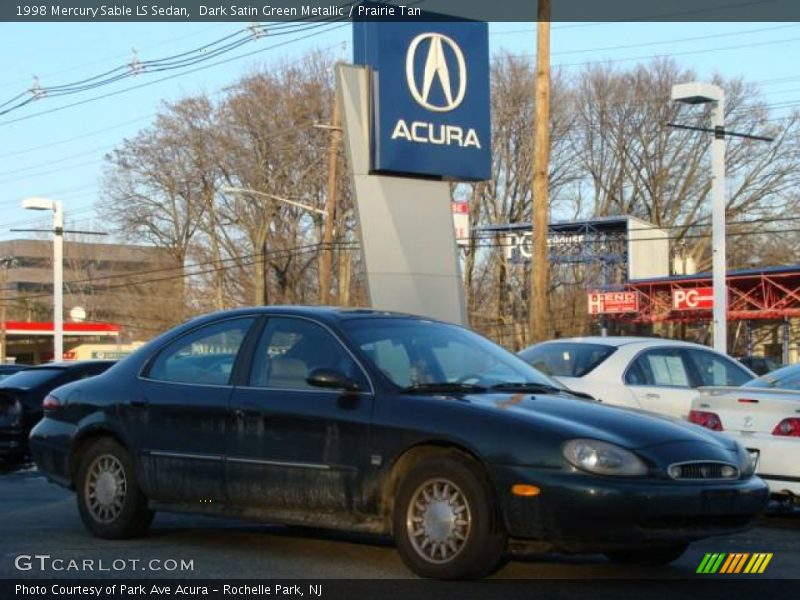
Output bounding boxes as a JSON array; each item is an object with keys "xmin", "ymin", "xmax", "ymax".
[
  {"xmin": 393, "ymin": 455, "xmax": 507, "ymax": 579},
  {"xmin": 604, "ymin": 542, "xmax": 689, "ymax": 566},
  {"xmin": 76, "ymin": 437, "xmax": 153, "ymax": 539}
]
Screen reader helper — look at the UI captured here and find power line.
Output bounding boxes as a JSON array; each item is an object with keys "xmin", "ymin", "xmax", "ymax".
[
  {"xmin": 549, "ymin": 24, "xmax": 800, "ymax": 57},
  {"xmin": 0, "ymin": 23, "xmax": 235, "ymax": 91},
  {"xmin": 0, "ymin": 116, "xmax": 322, "ymax": 186},
  {"xmin": 0, "ymin": 21, "xmax": 340, "ymax": 118},
  {"xmin": 0, "ymin": 22, "xmax": 347, "ymax": 127}
]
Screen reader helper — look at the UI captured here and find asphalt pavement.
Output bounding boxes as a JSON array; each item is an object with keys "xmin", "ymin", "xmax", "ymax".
[{"xmin": 0, "ymin": 462, "xmax": 798, "ymax": 580}]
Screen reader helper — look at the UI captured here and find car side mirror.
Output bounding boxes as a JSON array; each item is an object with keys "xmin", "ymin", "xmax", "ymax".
[{"xmin": 306, "ymin": 368, "xmax": 361, "ymax": 392}]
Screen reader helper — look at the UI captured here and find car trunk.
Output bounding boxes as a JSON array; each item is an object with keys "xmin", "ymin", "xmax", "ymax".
[{"xmin": 696, "ymin": 386, "xmax": 800, "ymax": 434}]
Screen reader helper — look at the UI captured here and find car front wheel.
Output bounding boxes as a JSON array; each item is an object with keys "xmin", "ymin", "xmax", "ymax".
[
  {"xmin": 393, "ymin": 455, "xmax": 507, "ymax": 579},
  {"xmin": 76, "ymin": 437, "xmax": 154, "ymax": 539}
]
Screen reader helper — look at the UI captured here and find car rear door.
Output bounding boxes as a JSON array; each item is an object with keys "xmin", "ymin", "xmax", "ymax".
[
  {"xmin": 226, "ymin": 316, "xmax": 374, "ymax": 513},
  {"xmin": 624, "ymin": 347, "xmax": 700, "ymax": 419},
  {"xmin": 124, "ymin": 316, "xmax": 257, "ymax": 504}
]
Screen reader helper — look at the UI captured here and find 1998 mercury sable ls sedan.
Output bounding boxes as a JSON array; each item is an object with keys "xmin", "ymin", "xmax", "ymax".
[{"xmin": 30, "ymin": 307, "xmax": 768, "ymax": 579}]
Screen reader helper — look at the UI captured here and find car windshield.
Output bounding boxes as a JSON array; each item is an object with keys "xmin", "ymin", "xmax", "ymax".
[
  {"xmin": 341, "ymin": 318, "xmax": 562, "ymax": 390},
  {"xmin": 744, "ymin": 363, "xmax": 800, "ymax": 391},
  {"xmin": 0, "ymin": 367, "xmax": 62, "ymax": 389},
  {"xmin": 518, "ymin": 342, "xmax": 616, "ymax": 377}
]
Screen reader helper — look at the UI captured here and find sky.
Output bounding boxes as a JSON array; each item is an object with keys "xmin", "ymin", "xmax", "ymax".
[{"xmin": 0, "ymin": 20, "xmax": 798, "ymax": 239}]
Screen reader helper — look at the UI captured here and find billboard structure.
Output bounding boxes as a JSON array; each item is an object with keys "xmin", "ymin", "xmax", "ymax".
[
  {"xmin": 340, "ymin": 16, "xmax": 491, "ymax": 325},
  {"xmin": 477, "ymin": 215, "xmax": 670, "ymax": 286}
]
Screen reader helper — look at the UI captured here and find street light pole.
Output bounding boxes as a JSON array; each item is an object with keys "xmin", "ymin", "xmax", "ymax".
[
  {"xmin": 21, "ymin": 198, "xmax": 64, "ymax": 361},
  {"xmin": 671, "ymin": 83, "xmax": 727, "ymax": 354},
  {"xmin": 709, "ymin": 97, "xmax": 727, "ymax": 356}
]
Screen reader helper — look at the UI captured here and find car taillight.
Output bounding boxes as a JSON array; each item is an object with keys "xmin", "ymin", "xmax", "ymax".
[
  {"xmin": 42, "ymin": 394, "xmax": 62, "ymax": 411},
  {"xmin": 688, "ymin": 410, "xmax": 724, "ymax": 431},
  {"xmin": 772, "ymin": 418, "xmax": 800, "ymax": 437}
]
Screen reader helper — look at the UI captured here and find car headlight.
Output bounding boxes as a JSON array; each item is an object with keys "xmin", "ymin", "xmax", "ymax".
[
  {"xmin": 562, "ymin": 439, "xmax": 648, "ymax": 477},
  {"xmin": 735, "ymin": 443, "xmax": 755, "ymax": 477}
]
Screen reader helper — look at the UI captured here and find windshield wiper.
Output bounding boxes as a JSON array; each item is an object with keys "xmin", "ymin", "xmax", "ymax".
[
  {"xmin": 489, "ymin": 382, "xmax": 565, "ymax": 394},
  {"xmin": 400, "ymin": 382, "xmax": 488, "ymax": 394}
]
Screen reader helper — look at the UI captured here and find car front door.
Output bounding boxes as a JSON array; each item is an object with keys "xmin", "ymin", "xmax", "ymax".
[
  {"xmin": 124, "ymin": 316, "xmax": 256, "ymax": 504},
  {"xmin": 624, "ymin": 347, "xmax": 700, "ymax": 419},
  {"xmin": 226, "ymin": 316, "xmax": 374, "ymax": 514}
]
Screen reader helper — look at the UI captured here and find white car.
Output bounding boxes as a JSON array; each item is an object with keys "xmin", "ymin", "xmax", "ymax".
[
  {"xmin": 690, "ymin": 363, "xmax": 800, "ymax": 497},
  {"xmin": 518, "ymin": 337, "xmax": 754, "ymax": 420}
]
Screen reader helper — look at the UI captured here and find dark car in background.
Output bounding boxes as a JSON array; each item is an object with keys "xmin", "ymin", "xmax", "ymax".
[
  {"xmin": 0, "ymin": 364, "xmax": 29, "ymax": 382},
  {"xmin": 736, "ymin": 356, "xmax": 783, "ymax": 376},
  {"xmin": 0, "ymin": 361, "xmax": 114, "ymax": 460},
  {"xmin": 31, "ymin": 308, "xmax": 768, "ymax": 579}
]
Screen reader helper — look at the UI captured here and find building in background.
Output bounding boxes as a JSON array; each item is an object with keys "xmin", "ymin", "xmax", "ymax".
[{"xmin": 0, "ymin": 239, "xmax": 181, "ymax": 363}]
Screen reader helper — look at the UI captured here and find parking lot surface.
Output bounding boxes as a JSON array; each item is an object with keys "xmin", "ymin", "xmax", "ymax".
[{"xmin": 0, "ymin": 463, "xmax": 798, "ymax": 580}]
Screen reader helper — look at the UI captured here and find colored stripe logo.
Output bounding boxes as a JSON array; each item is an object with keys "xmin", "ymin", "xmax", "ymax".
[{"xmin": 697, "ymin": 553, "xmax": 773, "ymax": 574}]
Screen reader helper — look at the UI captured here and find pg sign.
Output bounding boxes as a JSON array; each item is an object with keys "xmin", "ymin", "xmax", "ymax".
[
  {"xmin": 353, "ymin": 20, "xmax": 491, "ymax": 181},
  {"xmin": 672, "ymin": 287, "xmax": 715, "ymax": 311}
]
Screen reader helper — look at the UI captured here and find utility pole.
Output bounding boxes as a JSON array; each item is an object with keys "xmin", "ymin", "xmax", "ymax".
[
  {"xmin": 319, "ymin": 96, "xmax": 342, "ymax": 305},
  {"xmin": 529, "ymin": 0, "xmax": 551, "ymax": 344}
]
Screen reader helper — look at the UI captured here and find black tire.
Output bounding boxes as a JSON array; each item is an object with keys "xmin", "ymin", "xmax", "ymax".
[
  {"xmin": 76, "ymin": 437, "xmax": 154, "ymax": 539},
  {"xmin": 604, "ymin": 542, "xmax": 689, "ymax": 566},
  {"xmin": 393, "ymin": 454, "xmax": 507, "ymax": 579}
]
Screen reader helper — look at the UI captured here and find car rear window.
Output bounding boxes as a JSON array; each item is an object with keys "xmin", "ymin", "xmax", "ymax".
[
  {"xmin": 519, "ymin": 343, "xmax": 616, "ymax": 378},
  {"xmin": 745, "ymin": 364, "xmax": 800, "ymax": 390}
]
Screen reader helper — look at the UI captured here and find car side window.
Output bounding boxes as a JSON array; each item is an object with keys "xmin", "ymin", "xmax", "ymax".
[
  {"xmin": 685, "ymin": 349, "xmax": 752, "ymax": 387},
  {"xmin": 147, "ymin": 318, "xmax": 255, "ymax": 385},
  {"xmin": 248, "ymin": 317, "xmax": 367, "ymax": 391},
  {"xmin": 625, "ymin": 349, "xmax": 691, "ymax": 387},
  {"xmin": 360, "ymin": 338, "xmax": 413, "ymax": 386}
]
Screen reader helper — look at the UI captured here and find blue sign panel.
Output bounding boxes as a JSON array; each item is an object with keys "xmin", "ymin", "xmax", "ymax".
[{"xmin": 353, "ymin": 20, "xmax": 491, "ymax": 181}]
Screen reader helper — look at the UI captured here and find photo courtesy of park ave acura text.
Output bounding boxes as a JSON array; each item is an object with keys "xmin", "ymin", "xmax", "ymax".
[{"xmin": 3, "ymin": 0, "xmax": 800, "ymax": 597}]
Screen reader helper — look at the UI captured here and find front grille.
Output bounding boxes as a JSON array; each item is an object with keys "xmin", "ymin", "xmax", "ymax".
[{"xmin": 668, "ymin": 461, "xmax": 739, "ymax": 480}]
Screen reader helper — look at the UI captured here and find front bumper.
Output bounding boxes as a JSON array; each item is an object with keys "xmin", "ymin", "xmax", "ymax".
[{"xmin": 493, "ymin": 465, "xmax": 769, "ymax": 551}]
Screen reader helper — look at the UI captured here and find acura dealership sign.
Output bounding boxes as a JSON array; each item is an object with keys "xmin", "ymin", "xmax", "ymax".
[{"xmin": 354, "ymin": 20, "xmax": 491, "ymax": 181}]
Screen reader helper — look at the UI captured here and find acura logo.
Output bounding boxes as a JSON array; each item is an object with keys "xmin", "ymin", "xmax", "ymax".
[{"xmin": 405, "ymin": 33, "xmax": 467, "ymax": 112}]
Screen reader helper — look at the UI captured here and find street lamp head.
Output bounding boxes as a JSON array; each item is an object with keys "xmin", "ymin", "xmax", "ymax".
[
  {"xmin": 22, "ymin": 197, "xmax": 56, "ymax": 211},
  {"xmin": 671, "ymin": 82, "xmax": 724, "ymax": 105}
]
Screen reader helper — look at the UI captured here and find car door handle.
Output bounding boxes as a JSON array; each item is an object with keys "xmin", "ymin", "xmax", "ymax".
[
  {"xmin": 644, "ymin": 393, "xmax": 661, "ymax": 399},
  {"xmin": 129, "ymin": 399, "xmax": 149, "ymax": 409}
]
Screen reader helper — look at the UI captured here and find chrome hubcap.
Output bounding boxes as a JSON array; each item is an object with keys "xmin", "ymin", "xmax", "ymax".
[
  {"xmin": 85, "ymin": 454, "xmax": 126, "ymax": 523},
  {"xmin": 406, "ymin": 478, "xmax": 471, "ymax": 564}
]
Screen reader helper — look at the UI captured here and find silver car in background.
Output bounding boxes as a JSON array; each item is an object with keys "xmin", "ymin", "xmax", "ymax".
[
  {"xmin": 691, "ymin": 363, "xmax": 800, "ymax": 499},
  {"xmin": 518, "ymin": 337, "xmax": 754, "ymax": 420}
]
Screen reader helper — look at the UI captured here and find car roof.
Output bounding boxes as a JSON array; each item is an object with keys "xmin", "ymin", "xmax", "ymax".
[
  {"xmin": 187, "ymin": 305, "xmax": 437, "ymax": 325},
  {"xmin": 30, "ymin": 360, "xmax": 117, "ymax": 369},
  {"xmin": 529, "ymin": 336, "xmax": 711, "ymax": 349}
]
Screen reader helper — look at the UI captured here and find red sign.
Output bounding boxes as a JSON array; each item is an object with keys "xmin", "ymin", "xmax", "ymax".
[
  {"xmin": 587, "ymin": 292, "xmax": 639, "ymax": 315},
  {"xmin": 672, "ymin": 287, "xmax": 714, "ymax": 310}
]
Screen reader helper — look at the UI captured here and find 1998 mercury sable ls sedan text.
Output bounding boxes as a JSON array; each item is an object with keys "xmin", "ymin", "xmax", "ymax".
[{"xmin": 30, "ymin": 307, "xmax": 768, "ymax": 579}]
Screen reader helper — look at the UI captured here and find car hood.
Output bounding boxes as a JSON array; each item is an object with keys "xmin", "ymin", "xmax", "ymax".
[{"xmin": 460, "ymin": 392, "xmax": 734, "ymax": 451}]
